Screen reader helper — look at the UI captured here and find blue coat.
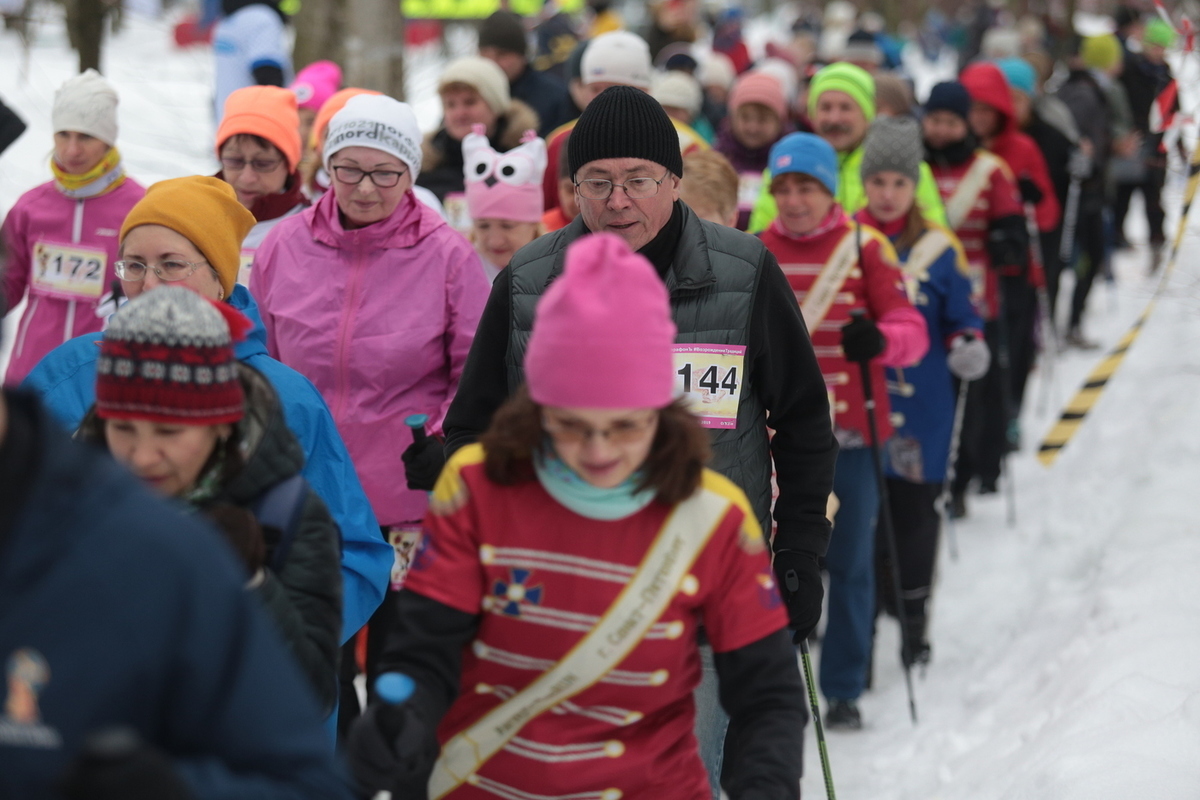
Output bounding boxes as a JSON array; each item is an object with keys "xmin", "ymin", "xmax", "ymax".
[
  {"xmin": 0, "ymin": 392, "xmax": 352, "ymax": 798},
  {"xmin": 884, "ymin": 228, "xmax": 982, "ymax": 484},
  {"xmin": 22, "ymin": 285, "xmax": 391, "ymax": 642}
]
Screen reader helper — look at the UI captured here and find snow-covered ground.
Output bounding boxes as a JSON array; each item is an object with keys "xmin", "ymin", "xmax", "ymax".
[{"xmin": 3, "ymin": 12, "xmax": 1200, "ymax": 798}]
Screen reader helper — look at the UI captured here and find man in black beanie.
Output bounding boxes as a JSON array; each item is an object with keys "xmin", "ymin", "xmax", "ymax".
[
  {"xmin": 478, "ymin": 9, "xmax": 574, "ymax": 136},
  {"xmin": 440, "ymin": 85, "xmax": 838, "ymax": 798}
]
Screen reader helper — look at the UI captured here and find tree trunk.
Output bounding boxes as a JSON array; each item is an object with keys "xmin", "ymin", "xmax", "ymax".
[
  {"xmin": 292, "ymin": 0, "xmax": 345, "ymax": 72},
  {"xmin": 66, "ymin": 0, "xmax": 105, "ymax": 72},
  {"xmin": 344, "ymin": 0, "xmax": 405, "ymax": 99}
]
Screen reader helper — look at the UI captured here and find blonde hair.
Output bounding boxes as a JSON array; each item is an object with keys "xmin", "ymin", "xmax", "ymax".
[{"xmin": 679, "ymin": 150, "xmax": 739, "ymax": 224}]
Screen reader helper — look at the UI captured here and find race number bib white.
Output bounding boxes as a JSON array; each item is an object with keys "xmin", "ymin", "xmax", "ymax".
[
  {"xmin": 236, "ymin": 249, "xmax": 256, "ymax": 287},
  {"xmin": 443, "ymin": 192, "xmax": 472, "ymax": 234},
  {"xmin": 31, "ymin": 241, "xmax": 106, "ymax": 301},
  {"xmin": 673, "ymin": 344, "xmax": 746, "ymax": 429},
  {"xmin": 737, "ymin": 172, "xmax": 764, "ymax": 212},
  {"xmin": 387, "ymin": 524, "xmax": 423, "ymax": 591}
]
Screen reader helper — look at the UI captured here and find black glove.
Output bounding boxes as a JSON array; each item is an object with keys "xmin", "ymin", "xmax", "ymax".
[
  {"xmin": 347, "ymin": 702, "xmax": 438, "ymax": 800},
  {"xmin": 401, "ymin": 434, "xmax": 446, "ymax": 492},
  {"xmin": 61, "ymin": 728, "xmax": 194, "ymax": 800},
  {"xmin": 840, "ymin": 315, "xmax": 885, "ymax": 363},
  {"xmin": 1017, "ymin": 177, "xmax": 1043, "ymax": 206},
  {"xmin": 986, "ymin": 214, "xmax": 1029, "ymax": 276},
  {"xmin": 772, "ymin": 550, "xmax": 824, "ymax": 640}
]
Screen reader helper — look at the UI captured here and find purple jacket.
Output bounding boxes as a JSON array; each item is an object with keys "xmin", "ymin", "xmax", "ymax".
[
  {"xmin": 2, "ymin": 179, "xmax": 145, "ymax": 384},
  {"xmin": 251, "ymin": 189, "xmax": 489, "ymax": 526}
]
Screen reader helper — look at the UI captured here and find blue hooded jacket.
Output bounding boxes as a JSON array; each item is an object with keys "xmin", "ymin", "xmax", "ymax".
[
  {"xmin": 0, "ymin": 391, "xmax": 352, "ymax": 798},
  {"xmin": 22, "ymin": 285, "xmax": 391, "ymax": 642}
]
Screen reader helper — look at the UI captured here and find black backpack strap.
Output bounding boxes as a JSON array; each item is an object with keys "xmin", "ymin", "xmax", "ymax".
[{"xmin": 251, "ymin": 474, "xmax": 309, "ymax": 573}]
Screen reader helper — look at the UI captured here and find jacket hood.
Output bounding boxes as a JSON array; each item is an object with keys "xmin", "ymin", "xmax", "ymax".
[
  {"xmin": 229, "ymin": 284, "xmax": 271, "ymax": 361},
  {"xmin": 420, "ymin": 99, "xmax": 540, "ymax": 175},
  {"xmin": 307, "ymin": 186, "xmax": 446, "ymax": 250},
  {"xmin": 960, "ymin": 62, "xmax": 1015, "ymax": 132}
]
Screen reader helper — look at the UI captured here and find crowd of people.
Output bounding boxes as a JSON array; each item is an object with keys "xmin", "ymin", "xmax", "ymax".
[{"xmin": 0, "ymin": 1, "xmax": 1184, "ymax": 798}]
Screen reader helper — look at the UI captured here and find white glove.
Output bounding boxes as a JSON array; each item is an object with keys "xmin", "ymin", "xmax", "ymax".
[
  {"xmin": 1068, "ymin": 148, "xmax": 1092, "ymax": 181},
  {"xmin": 947, "ymin": 335, "xmax": 991, "ymax": 381}
]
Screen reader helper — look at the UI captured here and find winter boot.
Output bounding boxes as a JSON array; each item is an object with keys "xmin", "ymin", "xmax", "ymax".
[
  {"xmin": 1065, "ymin": 327, "xmax": 1100, "ymax": 350},
  {"xmin": 949, "ymin": 488, "xmax": 967, "ymax": 519},
  {"xmin": 825, "ymin": 699, "xmax": 862, "ymax": 730}
]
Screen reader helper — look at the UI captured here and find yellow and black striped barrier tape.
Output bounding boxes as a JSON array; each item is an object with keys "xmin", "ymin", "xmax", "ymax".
[{"xmin": 1036, "ymin": 299, "xmax": 1158, "ymax": 467}]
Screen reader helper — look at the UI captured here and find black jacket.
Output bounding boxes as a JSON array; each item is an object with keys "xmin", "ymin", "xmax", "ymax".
[
  {"xmin": 0, "ymin": 391, "xmax": 349, "ymax": 797},
  {"xmin": 510, "ymin": 66, "xmax": 574, "ymax": 137},
  {"xmin": 79, "ymin": 365, "xmax": 343, "ymax": 714},
  {"xmin": 443, "ymin": 202, "xmax": 838, "ymax": 562},
  {"xmin": 0, "ymin": 96, "xmax": 26, "ymax": 158}
]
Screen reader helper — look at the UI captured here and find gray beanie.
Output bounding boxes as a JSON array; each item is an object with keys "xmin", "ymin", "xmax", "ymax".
[{"xmin": 860, "ymin": 116, "xmax": 923, "ymax": 184}]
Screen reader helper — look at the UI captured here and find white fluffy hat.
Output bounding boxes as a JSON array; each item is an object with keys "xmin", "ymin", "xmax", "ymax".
[{"xmin": 53, "ymin": 69, "xmax": 119, "ymax": 147}]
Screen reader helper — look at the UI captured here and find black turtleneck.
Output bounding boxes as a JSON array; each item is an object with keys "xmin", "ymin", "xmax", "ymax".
[
  {"xmin": 637, "ymin": 201, "xmax": 685, "ymax": 278},
  {"xmin": 925, "ymin": 135, "xmax": 978, "ymax": 169}
]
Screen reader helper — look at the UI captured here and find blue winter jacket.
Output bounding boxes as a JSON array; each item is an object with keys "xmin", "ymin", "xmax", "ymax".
[
  {"xmin": 0, "ymin": 392, "xmax": 352, "ymax": 798},
  {"xmin": 884, "ymin": 228, "xmax": 983, "ymax": 484},
  {"xmin": 22, "ymin": 285, "xmax": 391, "ymax": 642}
]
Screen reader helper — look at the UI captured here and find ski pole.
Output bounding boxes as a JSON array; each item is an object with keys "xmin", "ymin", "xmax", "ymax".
[
  {"xmin": 848, "ymin": 310, "xmax": 918, "ymax": 724},
  {"xmin": 1024, "ymin": 203, "xmax": 1058, "ymax": 419},
  {"xmin": 941, "ymin": 362, "xmax": 973, "ymax": 562},
  {"xmin": 406, "ymin": 413, "xmax": 430, "ymax": 444},
  {"xmin": 795, "ymin": 634, "xmax": 837, "ymax": 800}
]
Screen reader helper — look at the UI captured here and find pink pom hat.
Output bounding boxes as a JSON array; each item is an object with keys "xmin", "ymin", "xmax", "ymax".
[
  {"xmin": 525, "ymin": 233, "xmax": 678, "ymax": 409},
  {"xmin": 290, "ymin": 61, "xmax": 343, "ymax": 112},
  {"xmin": 463, "ymin": 124, "xmax": 547, "ymax": 224}
]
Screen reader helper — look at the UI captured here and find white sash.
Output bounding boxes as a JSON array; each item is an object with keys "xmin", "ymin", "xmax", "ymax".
[
  {"xmin": 799, "ymin": 228, "xmax": 859, "ymax": 336},
  {"xmin": 944, "ymin": 154, "xmax": 999, "ymax": 231},
  {"xmin": 427, "ymin": 488, "xmax": 732, "ymax": 799},
  {"xmin": 899, "ymin": 228, "xmax": 953, "ymax": 297}
]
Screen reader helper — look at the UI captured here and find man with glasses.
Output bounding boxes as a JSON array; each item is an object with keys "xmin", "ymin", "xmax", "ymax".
[{"xmin": 442, "ymin": 86, "xmax": 836, "ymax": 796}]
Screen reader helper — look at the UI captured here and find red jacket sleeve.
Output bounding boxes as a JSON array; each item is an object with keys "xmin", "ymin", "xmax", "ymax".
[
  {"xmin": 543, "ymin": 130, "xmax": 567, "ymax": 212},
  {"xmin": 986, "ymin": 162, "xmax": 1024, "ymax": 222}
]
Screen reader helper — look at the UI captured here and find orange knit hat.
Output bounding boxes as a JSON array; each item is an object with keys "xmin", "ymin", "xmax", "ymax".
[
  {"xmin": 310, "ymin": 87, "xmax": 383, "ymax": 150},
  {"xmin": 215, "ymin": 86, "xmax": 303, "ymax": 171}
]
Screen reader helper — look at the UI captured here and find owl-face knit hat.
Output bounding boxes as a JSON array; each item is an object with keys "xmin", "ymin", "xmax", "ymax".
[
  {"xmin": 525, "ymin": 233, "xmax": 677, "ymax": 409},
  {"xmin": 96, "ymin": 285, "xmax": 253, "ymax": 425},
  {"xmin": 569, "ymin": 86, "xmax": 684, "ymax": 179},
  {"xmin": 53, "ymin": 69, "xmax": 119, "ymax": 147},
  {"xmin": 464, "ymin": 124, "xmax": 547, "ymax": 223},
  {"xmin": 860, "ymin": 116, "xmax": 924, "ymax": 184}
]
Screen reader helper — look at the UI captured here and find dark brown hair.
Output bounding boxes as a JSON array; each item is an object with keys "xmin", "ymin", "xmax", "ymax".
[
  {"xmin": 479, "ymin": 385, "xmax": 712, "ymax": 506},
  {"xmin": 894, "ymin": 202, "xmax": 928, "ymax": 253}
]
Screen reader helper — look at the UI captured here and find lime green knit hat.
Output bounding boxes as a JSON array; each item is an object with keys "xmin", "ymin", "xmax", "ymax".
[
  {"xmin": 1144, "ymin": 18, "xmax": 1177, "ymax": 49},
  {"xmin": 808, "ymin": 62, "xmax": 876, "ymax": 121}
]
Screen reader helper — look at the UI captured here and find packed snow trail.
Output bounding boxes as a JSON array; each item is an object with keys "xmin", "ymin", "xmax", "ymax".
[{"xmin": 3, "ymin": 12, "xmax": 1200, "ymax": 799}]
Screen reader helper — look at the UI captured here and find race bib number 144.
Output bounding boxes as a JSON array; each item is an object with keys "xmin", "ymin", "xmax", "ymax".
[{"xmin": 673, "ymin": 344, "xmax": 746, "ymax": 429}]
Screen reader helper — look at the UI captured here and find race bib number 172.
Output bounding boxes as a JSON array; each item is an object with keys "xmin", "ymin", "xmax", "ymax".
[
  {"xmin": 673, "ymin": 344, "xmax": 746, "ymax": 429},
  {"xmin": 31, "ymin": 241, "xmax": 106, "ymax": 301}
]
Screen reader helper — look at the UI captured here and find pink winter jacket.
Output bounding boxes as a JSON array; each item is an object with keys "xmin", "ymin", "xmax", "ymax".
[
  {"xmin": 2, "ymin": 179, "xmax": 145, "ymax": 384},
  {"xmin": 251, "ymin": 189, "xmax": 489, "ymax": 526}
]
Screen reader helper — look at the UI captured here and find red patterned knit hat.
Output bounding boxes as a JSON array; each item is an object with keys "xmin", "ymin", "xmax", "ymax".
[{"xmin": 96, "ymin": 286, "xmax": 252, "ymax": 425}]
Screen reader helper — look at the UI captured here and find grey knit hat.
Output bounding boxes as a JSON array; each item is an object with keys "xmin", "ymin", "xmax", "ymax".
[{"xmin": 860, "ymin": 116, "xmax": 923, "ymax": 184}]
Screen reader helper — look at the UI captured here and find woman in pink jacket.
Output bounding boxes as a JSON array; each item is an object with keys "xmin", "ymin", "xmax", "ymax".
[
  {"xmin": 250, "ymin": 94, "xmax": 489, "ymax": 684},
  {"xmin": 2, "ymin": 69, "xmax": 145, "ymax": 384}
]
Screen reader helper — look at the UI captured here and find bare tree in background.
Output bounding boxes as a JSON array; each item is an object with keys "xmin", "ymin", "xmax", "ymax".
[
  {"xmin": 292, "ymin": 0, "xmax": 346, "ymax": 73},
  {"xmin": 295, "ymin": 0, "xmax": 405, "ymax": 99},
  {"xmin": 65, "ymin": 0, "xmax": 105, "ymax": 71}
]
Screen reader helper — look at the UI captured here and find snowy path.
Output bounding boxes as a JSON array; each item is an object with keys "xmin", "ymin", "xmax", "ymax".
[{"xmin": 3, "ymin": 14, "xmax": 1200, "ymax": 798}]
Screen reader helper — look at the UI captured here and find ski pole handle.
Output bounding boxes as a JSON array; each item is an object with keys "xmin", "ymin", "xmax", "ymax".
[{"xmin": 405, "ymin": 414, "xmax": 430, "ymax": 444}]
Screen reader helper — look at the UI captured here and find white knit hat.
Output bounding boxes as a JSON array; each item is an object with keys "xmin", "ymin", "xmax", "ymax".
[
  {"xmin": 698, "ymin": 52, "xmax": 736, "ymax": 91},
  {"xmin": 324, "ymin": 94, "xmax": 424, "ymax": 176},
  {"xmin": 652, "ymin": 70, "xmax": 703, "ymax": 118},
  {"xmin": 439, "ymin": 56, "xmax": 511, "ymax": 117},
  {"xmin": 582, "ymin": 31, "xmax": 653, "ymax": 89},
  {"xmin": 52, "ymin": 69, "xmax": 119, "ymax": 147}
]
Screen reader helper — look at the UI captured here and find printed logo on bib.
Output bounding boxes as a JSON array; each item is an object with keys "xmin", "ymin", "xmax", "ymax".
[
  {"xmin": 673, "ymin": 344, "xmax": 745, "ymax": 429},
  {"xmin": 737, "ymin": 172, "xmax": 764, "ymax": 211},
  {"xmin": 443, "ymin": 192, "xmax": 472, "ymax": 234},
  {"xmin": 387, "ymin": 525, "xmax": 424, "ymax": 590},
  {"xmin": 237, "ymin": 249, "xmax": 255, "ymax": 288},
  {"xmin": 31, "ymin": 241, "xmax": 106, "ymax": 301}
]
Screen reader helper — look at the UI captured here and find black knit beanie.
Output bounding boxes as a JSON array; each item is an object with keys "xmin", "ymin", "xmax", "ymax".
[
  {"xmin": 478, "ymin": 10, "xmax": 527, "ymax": 57},
  {"xmin": 569, "ymin": 86, "xmax": 684, "ymax": 179}
]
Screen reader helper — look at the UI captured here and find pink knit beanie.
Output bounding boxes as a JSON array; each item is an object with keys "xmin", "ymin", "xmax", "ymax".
[
  {"xmin": 464, "ymin": 124, "xmax": 546, "ymax": 223},
  {"xmin": 525, "ymin": 233, "xmax": 677, "ymax": 409},
  {"xmin": 729, "ymin": 72, "xmax": 788, "ymax": 121},
  {"xmin": 290, "ymin": 61, "xmax": 343, "ymax": 112}
]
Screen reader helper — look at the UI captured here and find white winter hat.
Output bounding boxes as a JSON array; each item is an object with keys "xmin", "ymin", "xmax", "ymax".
[
  {"xmin": 52, "ymin": 69, "xmax": 119, "ymax": 147},
  {"xmin": 324, "ymin": 94, "xmax": 424, "ymax": 177},
  {"xmin": 698, "ymin": 52, "xmax": 736, "ymax": 91},
  {"xmin": 439, "ymin": 56, "xmax": 511, "ymax": 117},
  {"xmin": 652, "ymin": 70, "xmax": 703, "ymax": 118},
  {"xmin": 582, "ymin": 31, "xmax": 653, "ymax": 89}
]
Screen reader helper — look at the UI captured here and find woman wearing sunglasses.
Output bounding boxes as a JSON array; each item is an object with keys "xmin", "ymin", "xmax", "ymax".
[
  {"xmin": 348, "ymin": 233, "xmax": 805, "ymax": 800},
  {"xmin": 250, "ymin": 94, "xmax": 490, "ymax": 686},
  {"xmin": 214, "ymin": 85, "xmax": 311, "ymax": 284}
]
